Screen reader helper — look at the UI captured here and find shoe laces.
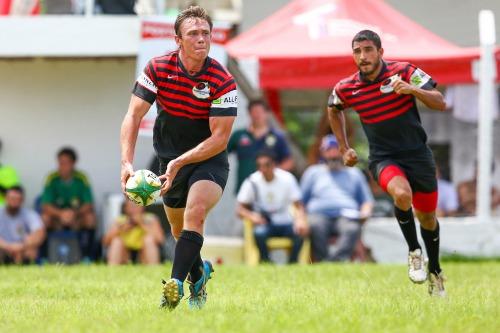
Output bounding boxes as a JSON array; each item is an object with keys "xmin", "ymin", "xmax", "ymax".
[{"xmin": 410, "ymin": 253, "xmax": 423, "ymax": 270}]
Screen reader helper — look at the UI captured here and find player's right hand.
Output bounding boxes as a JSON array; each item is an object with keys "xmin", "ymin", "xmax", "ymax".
[
  {"xmin": 342, "ymin": 148, "xmax": 358, "ymax": 167},
  {"xmin": 120, "ymin": 162, "xmax": 134, "ymax": 194}
]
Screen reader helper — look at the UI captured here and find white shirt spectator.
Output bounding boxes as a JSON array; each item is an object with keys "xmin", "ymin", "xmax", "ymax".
[
  {"xmin": 445, "ymin": 84, "xmax": 499, "ymax": 123},
  {"xmin": 0, "ymin": 207, "xmax": 43, "ymax": 243},
  {"xmin": 237, "ymin": 168, "xmax": 301, "ymax": 225}
]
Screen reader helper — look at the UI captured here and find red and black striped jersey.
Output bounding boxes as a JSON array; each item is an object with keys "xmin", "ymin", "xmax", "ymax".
[
  {"xmin": 328, "ymin": 61, "xmax": 436, "ymax": 158},
  {"xmin": 132, "ymin": 50, "xmax": 237, "ymax": 159}
]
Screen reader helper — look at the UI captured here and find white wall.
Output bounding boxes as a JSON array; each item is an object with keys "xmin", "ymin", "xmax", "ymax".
[
  {"xmin": 364, "ymin": 217, "xmax": 500, "ymax": 263},
  {"xmin": 0, "ymin": 58, "xmax": 154, "ymax": 213}
]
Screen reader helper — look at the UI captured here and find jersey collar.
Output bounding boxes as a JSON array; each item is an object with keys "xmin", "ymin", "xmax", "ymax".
[
  {"xmin": 358, "ymin": 60, "xmax": 388, "ymax": 83},
  {"xmin": 176, "ymin": 52, "xmax": 211, "ymax": 80}
]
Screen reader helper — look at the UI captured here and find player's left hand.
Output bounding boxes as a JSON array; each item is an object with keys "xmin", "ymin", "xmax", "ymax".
[
  {"xmin": 392, "ymin": 79, "xmax": 414, "ymax": 95},
  {"xmin": 159, "ymin": 159, "xmax": 182, "ymax": 196}
]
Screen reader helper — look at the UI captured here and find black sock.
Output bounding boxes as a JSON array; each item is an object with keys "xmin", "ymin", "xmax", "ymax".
[
  {"xmin": 394, "ymin": 206, "xmax": 421, "ymax": 252},
  {"xmin": 189, "ymin": 255, "xmax": 204, "ymax": 283},
  {"xmin": 171, "ymin": 230, "xmax": 204, "ymax": 282},
  {"xmin": 420, "ymin": 222, "xmax": 441, "ymax": 274}
]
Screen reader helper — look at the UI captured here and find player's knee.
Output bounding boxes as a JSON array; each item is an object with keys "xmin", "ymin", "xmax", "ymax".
[
  {"xmin": 185, "ymin": 203, "xmax": 207, "ymax": 227},
  {"xmin": 393, "ymin": 187, "xmax": 412, "ymax": 208},
  {"xmin": 415, "ymin": 211, "xmax": 436, "ymax": 229}
]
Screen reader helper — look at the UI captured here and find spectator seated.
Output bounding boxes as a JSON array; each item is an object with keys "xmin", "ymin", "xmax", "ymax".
[
  {"xmin": 242, "ymin": 217, "xmax": 310, "ymax": 265},
  {"xmin": 237, "ymin": 150, "xmax": 309, "ymax": 265},
  {"xmin": 40, "ymin": 147, "xmax": 97, "ymax": 263},
  {"xmin": 0, "ymin": 186, "xmax": 45, "ymax": 264},
  {"xmin": 102, "ymin": 200, "xmax": 165, "ymax": 265}
]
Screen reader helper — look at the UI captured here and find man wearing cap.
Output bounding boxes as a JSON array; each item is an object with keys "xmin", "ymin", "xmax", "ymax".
[{"xmin": 300, "ymin": 135, "xmax": 373, "ymax": 262}]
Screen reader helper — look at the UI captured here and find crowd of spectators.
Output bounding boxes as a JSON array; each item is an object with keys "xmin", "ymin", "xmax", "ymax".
[{"xmin": 1, "ymin": 96, "xmax": 499, "ymax": 266}]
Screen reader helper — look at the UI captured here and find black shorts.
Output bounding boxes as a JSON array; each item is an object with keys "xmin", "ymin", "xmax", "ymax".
[
  {"xmin": 159, "ymin": 153, "xmax": 229, "ymax": 208},
  {"xmin": 369, "ymin": 146, "xmax": 437, "ymax": 194}
]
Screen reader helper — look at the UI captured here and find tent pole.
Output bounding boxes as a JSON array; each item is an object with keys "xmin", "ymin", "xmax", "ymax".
[{"xmin": 477, "ymin": 10, "xmax": 496, "ymax": 222}]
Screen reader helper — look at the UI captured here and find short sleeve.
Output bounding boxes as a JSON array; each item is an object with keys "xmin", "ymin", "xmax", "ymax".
[
  {"xmin": 73, "ymin": 172, "xmax": 93, "ymax": 205},
  {"xmin": 132, "ymin": 59, "xmax": 158, "ymax": 104},
  {"xmin": 41, "ymin": 177, "xmax": 54, "ymax": 205},
  {"xmin": 327, "ymin": 83, "xmax": 347, "ymax": 110},
  {"xmin": 287, "ymin": 174, "xmax": 302, "ymax": 202},
  {"xmin": 210, "ymin": 78, "xmax": 237, "ymax": 117},
  {"xmin": 82, "ymin": 182, "xmax": 93, "ymax": 205},
  {"xmin": 227, "ymin": 131, "xmax": 239, "ymax": 153},
  {"xmin": 274, "ymin": 132, "xmax": 292, "ymax": 162},
  {"xmin": 236, "ymin": 178, "xmax": 255, "ymax": 204},
  {"xmin": 26, "ymin": 210, "xmax": 43, "ymax": 233},
  {"xmin": 405, "ymin": 64, "xmax": 437, "ymax": 90}
]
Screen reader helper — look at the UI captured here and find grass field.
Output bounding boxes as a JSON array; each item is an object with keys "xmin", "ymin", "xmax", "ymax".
[{"xmin": 1, "ymin": 262, "xmax": 499, "ymax": 333}]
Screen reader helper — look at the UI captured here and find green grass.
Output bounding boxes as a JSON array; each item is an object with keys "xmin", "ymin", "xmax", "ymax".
[{"xmin": 0, "ymin": 263, "xmax": 498, "ymax": 333}]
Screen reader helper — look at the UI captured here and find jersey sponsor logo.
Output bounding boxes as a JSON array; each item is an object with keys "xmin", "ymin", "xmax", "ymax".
[
  {"xmin": 192, "ymin": 82, "xmax": 210, "ymax": 99},
  {"xmin": 211, "ymin": 89, "xmax": 237, "ymax": 108},
  {"xmin": 265, "ymin": 134, "xmax": 277, "ymax": 147},
  {"xmin": 410, "ymin": 68, "xmax": 431, "ymax": 88},
  {"xmin": 137, "ymin": 72, "xmax": 158, "ymax": 94},
  {"xmin": 380, "ymin": 74, "xmax": 400, "ymax": 94},
  {"xmin": 239, "ymin": 135, "xmax": 251, "ymax": 146}
]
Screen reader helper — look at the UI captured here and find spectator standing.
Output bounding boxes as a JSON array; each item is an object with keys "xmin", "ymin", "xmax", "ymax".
[
  {"xmin": 301, "ymin": 135, "xmax": 373, "ymax": 262},
  {"xmin": 237, "ymin": 151, "xmax": 308, "ymax": 263},
  {"xmin": 0, "ymin": 186, "xmax": 45, "ymax": 264},
  {"xmin": 228, "ymin": 99, "xmax": 294, "ymax": 193},
  {"xmin": 41, "ymin": 147, "xmax": 96, "ymax": 261},
  {"xmin": 0, "ymin": 138, "xmax": 21, "ymax": 206},
  {"xmin": 103, "ymin": 200, "xmax": 165, "ymax": 265}
]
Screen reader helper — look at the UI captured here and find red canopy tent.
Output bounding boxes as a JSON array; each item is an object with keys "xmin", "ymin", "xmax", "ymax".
[{"xmin": 226, "ymin": 0, "xmax": 499, "ymax": 90}]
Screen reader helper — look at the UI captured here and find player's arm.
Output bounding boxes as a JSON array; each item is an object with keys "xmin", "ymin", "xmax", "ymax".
[
  {"xmin": 159, "ymin": 116, "xmax": 235, "ymax": 194},
  {"xmin": 393, "ymin": 66, "xmax": 446, "ymax": 111},
  {"xmin": 327, "ymin": 106, "xmax": 358, "ymax": 166},
  {"xmin": 159, "ymin": 82, "xmax": 237, "ymax": 194},
  {"xmin": 120, "ymin": 95, "xmax": 151, "ymax": 191},
  {"xmin": 177, "ymin": 116, "xmax": 235, "ymax": 166},
  {"xmin": 327, "ymin": 85, "xmax": 358, "ymax": 166},
  {"xmin": 393, "ymin": 83, "xmax": 446, "ymax": 111}
]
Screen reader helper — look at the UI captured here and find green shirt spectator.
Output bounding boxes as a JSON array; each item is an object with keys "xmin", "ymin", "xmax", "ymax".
[
  {"xmin": 41, "ymin": 147, "xmax": 96, "ymax": 261},
  {"xmin": 41, "ymin": 170, "xmax": 93, "ymax": 209},
  {"xmin": 228, "ymin": 99, "xmax": 294, "ymax": 193},
  {"xmin": 0, "ymin": 165, "xmax": 20, "ymax": 206}
]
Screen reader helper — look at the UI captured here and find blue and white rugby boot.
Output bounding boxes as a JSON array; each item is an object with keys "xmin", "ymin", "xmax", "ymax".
[{"xmin": 187, "ymin": 260, "xmax": 214, "ymax": 310}]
